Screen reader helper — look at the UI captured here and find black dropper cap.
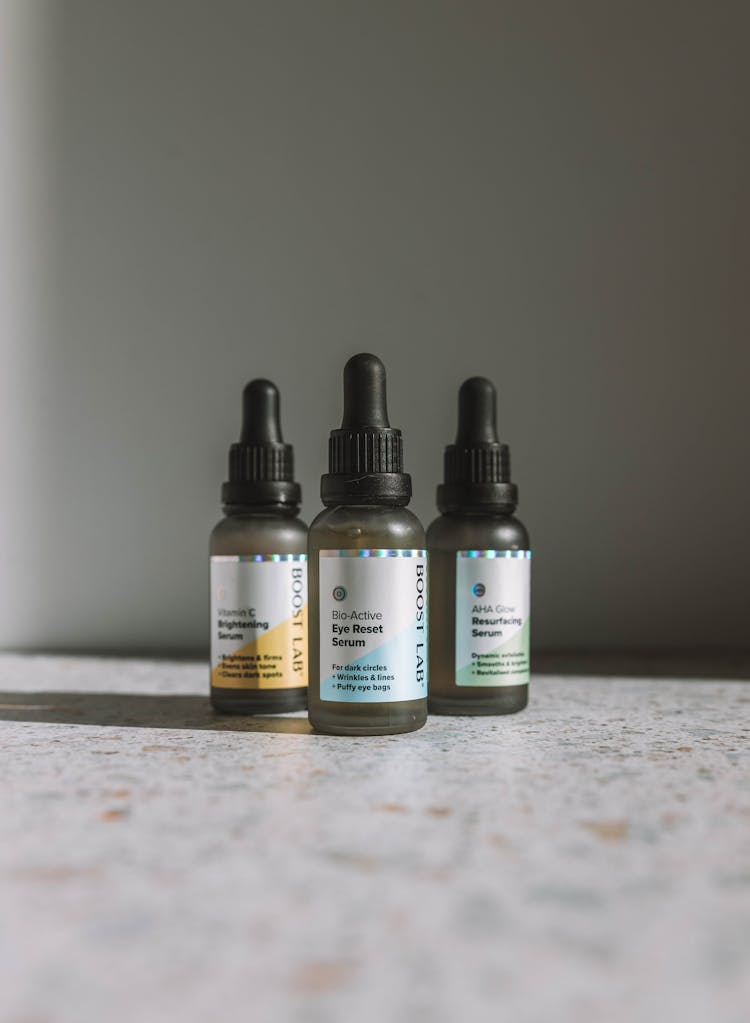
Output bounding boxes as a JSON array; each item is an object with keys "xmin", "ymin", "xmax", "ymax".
[
  {"xmin": 437, "ymin": 377, "xmax": 518, "ymax": 513},
  {"xmin": 321, "ymin": 353, "xmax": 412, "ymax": 506},
  {"xmin": 221, "ymin": 379, "xmax": 301, "ymax": 507}
]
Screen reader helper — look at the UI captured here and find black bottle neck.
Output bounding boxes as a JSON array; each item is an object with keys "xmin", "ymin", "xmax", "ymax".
[
  {"xmin": 440, "ymin": 504, "xmax": 518, "ymax": 519},
  {"xmin": 222, "ymin": 502, "xmax": 301, "ymax": 518},
  {"xmin": 437, "ymin": 481, "xmax": 518, "ymax": 515}
]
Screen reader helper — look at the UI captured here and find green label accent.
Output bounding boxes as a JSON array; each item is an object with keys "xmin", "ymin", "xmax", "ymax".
[{"xmin": 455, "ymin": 551, "xmax": 530, "ymax": 687}]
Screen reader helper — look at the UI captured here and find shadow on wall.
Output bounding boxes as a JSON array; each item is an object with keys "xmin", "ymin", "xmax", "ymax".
[
  {"xmin": 534, "ymin": 651, "xmax": 750, "ymax": 681},
  {"xmin": 3, "ymin": 2, "xmax": 749, "ymax": 656}
]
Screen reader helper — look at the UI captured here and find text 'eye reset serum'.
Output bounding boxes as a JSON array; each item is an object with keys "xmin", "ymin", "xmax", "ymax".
[
  {"xmin": 308, "ymin": 353, "xmax": 428, "ymax": 736},
  {"xmin": 427, "ymin": 377, "xmax": 530, "ymax": 715},
  {"xmin": 210, "ymin": 379, "xmax": 308, "ymax": 715}
]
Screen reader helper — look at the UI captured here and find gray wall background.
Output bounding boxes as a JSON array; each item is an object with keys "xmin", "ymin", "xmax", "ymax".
[{"xmin": 2, "ymin": 1, "xmax": 748, "ymax": 654}]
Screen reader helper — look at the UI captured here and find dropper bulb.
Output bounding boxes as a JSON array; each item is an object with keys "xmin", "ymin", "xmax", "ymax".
[
  {"xmin": 456, "ymin": 376, "xmax": 499, "ymax": 444},
  {"xmin": 240, "ymin": 378, "xmax": 283, "ymax": 443},
  {"xmin": 341, "ymin": 353, "xmax": 391, "ymax": 429}
]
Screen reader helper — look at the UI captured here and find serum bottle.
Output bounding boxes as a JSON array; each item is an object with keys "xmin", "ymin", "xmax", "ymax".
[
  {"xmin": 308, "ymin": 354, "xmax": 428, "ymax": 736},
  {"xmin": 210, "ymin": 379, "xmax": 308, "ymax": 714},
  {"xmin": 427, "ymin": 377, "xmax": 530, "ymax": 715}
]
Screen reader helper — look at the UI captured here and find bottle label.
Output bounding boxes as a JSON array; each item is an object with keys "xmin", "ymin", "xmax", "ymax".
[
  {"xmin": 455, "ymin": 550, "xmax": 531, "ymax": 686},
  {"xmin": 319, "ymin": 550, "xmax": 428, "ymax": 703},
  {"xmin": 210, "ymin": 555, "xmax": 307, "ymax": 689}
]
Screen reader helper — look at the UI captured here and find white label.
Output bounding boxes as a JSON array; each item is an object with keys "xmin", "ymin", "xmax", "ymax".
[
  {"xmin": 455, "ymin": 550, "xmax": 530, "ymax": 686},
  {"xmin": 319, "ymin": 550, "xmax": 427, "ymax": 703},
  {"xmin": 210, "ymin": 555, "xmax": 307, "ymax": 689}
]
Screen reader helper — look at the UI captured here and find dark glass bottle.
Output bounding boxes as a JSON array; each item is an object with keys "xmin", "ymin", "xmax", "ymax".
[
  {"xmin": 210, "ymin": 380, "xmax": 308, "ymax": 714},
  {"xmin": 427, "ymin": 378, "xmax": 530, "ymax": 715},
  {"xmin": 308, "ymin": 354, "xmax": 428, "ymax": 735}
]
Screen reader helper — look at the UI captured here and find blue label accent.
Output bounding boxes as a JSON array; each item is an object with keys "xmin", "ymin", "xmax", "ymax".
[{"xmin": 321, "ymin": 624, "xmax": 426, "ymax": 703}]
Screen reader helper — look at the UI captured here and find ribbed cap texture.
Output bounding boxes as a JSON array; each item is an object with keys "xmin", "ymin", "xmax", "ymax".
[
  {"xmin": 444, "ymin": 443, "xmax": 510, "ymax": 484},
  {"xmin": 229, "ymin": 442, "xmax": 294, "ymax": 483},
  {"xmin": 328, "ymin": 428, "xmax": 403, "ymax": 475}
]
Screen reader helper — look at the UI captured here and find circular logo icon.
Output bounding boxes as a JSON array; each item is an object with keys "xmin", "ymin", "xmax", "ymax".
[
  {"xmin": 472, "ymin": 583, "xmax": 486, "ymax": 597},
  {"xmin": 332, "ymin": 585, "xmax": 347, "ymax": 602}
]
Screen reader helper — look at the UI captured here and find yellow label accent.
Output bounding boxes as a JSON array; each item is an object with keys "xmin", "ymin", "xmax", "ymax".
[{"xmin": 211, "ymin": 604, "xmax": 308, "ymax": 690}]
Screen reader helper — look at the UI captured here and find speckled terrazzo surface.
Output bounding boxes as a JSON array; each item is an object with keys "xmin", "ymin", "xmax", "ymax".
[{"xmin": 0, "ymin": 654, "xmax": 748, "ymax": 1023}]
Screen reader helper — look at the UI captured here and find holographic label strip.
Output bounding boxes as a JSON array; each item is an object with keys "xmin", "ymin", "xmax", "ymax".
[
  {"xmin": 319, "ymin": 549, "xmax": 427, "ymax": 558},
  {"xmin": 457, "ymin": 550, "xmax": 531, "ymax": 559},
  {"xmin": 211, "ymin": 554, "xmax": 308, "ymax": 563}
]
